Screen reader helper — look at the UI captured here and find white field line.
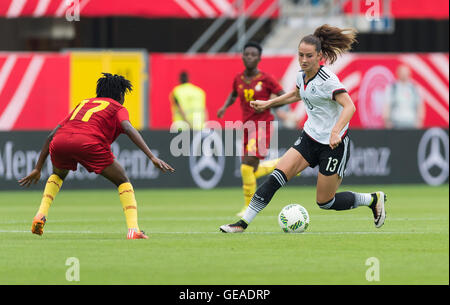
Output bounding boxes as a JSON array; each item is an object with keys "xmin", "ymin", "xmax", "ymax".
[
  {"xmin": 0, "ymin": 230, "xmax": 445, "ymax": 235},
  {"xmin": 0, "ymin": 216, "xmax": 447, "ymax": 225}
]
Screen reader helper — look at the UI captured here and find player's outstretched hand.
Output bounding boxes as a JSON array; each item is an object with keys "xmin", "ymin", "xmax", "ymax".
[
  {"xmin": 250, "ymin": 100, "xmax": 270, "ymax": 112},
  {"xmin": 151, "ymin": 157, "xmax": 175, "ymax": 173},
  {"xmin": 18, "ymin": 169, "xmax": 41, "ymax": 187}
]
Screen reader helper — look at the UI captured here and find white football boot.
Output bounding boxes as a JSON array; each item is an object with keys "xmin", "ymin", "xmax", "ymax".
[{"xmin": 371, "ymin": 191, "xmax": 387, "ymax": 228}]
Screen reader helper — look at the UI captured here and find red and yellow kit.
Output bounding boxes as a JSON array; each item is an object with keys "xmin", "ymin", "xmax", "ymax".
[
  {"xmin": 232, "ymin": 71, "xmax": 283, "ymax": 159},
  {"xmin": 49, "ymin": 97, "xmax": 130, "ymax": 174}
]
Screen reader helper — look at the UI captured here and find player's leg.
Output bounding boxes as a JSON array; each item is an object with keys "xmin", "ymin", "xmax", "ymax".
[
  {"xmin": 253, "ymin": 116, "xmax": 304, "ymax": 178},
  {"xmin": 316, "ymin": 173, "xmax": 355, "ymax": 210},
  {"xmin": 241, "ymin": 149, "xmax": 308, "ymax": 224},
  {"xmin": 254, "ymin": 158, "xmax": 281, "ymax": 179},
  {"xmin": 238, "ymin": 123, "xmax": 277, "ymax": 216},
  {"xmin": 253, "ymin": 123, "xmax": 280, "ymax": 179},
  {"xmin": 33, "ymin": 133, "xmax": 83, "ymax": 235},
  {"xmin": 36, "ymin": 167, "xmax": 68, "ymax": 217},
  {"xmin": 76, "ymin": 142, "xmax": 146, "ymax": 239},
  {"xmin": 275, "ymin": 148, "xmax": 310, "ymax": 180},
  {"xmin": 315, "ymin": 173, "xmax": 386, "ymax": 227},
  {"xmin": 100, "ymin": 159, "xmax": 129, "ymax": 187},
  {"xmin": 100, "ymin": 160, "xmax": 148, "ymax": 239},
  {"xmin": 31, "ymin": 132, "xmax": 75, "ymax": 235},
  {"xmin": 238, "ymin": 155, "xmax": 259, "ymax": 217},
  {"xmin": 220, "ymin": 148, "xmax": 310, "ymax": 233},
  {"xmin": 31, "ymin": 167, "xmax": 69, "ymax": 235},
  {"xmin": 239, "ymin": 156, "xmax": 283, "ymax": 217},
  {"xmin": 316, "ymin": 173, "xmax": 374, "ymax": 210},
  {"xmin": 315, "ymin": 136, "xmax": 386, "ymax": 228}
]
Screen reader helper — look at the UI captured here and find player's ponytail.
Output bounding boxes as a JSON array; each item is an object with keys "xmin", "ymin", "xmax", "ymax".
[
  {"xmin": 96, "ymin": 73, "xmax": 133, "ymax": 102},
  {"xmin": 300, "ymin": 24, "xmax": 357, "ymax": 64}
]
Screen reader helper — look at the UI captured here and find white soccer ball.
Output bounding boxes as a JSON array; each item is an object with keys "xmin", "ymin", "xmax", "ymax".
[{"xmin": 278, "ymin": 204, "xmax": 310, "ymax": 233}]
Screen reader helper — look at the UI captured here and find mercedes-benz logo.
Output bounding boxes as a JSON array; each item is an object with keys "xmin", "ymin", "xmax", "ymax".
[
  {"xmin": 417, "ymin": 128, "xmax": 449, "ymax": 186},
  {"xmin": 358, "ymin": 65, "xmax": 395, "ymax": 128},
  {"xmin": 189, "ymin": 130, "xmax": 225, "ymax": 189}
]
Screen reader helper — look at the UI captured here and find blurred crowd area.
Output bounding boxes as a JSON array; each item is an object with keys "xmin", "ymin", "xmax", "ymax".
[{"xmin": 0, "ymin": 0, "xmax": 448, "ymax": 131}]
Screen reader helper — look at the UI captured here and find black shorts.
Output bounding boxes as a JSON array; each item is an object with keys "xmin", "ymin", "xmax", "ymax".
[{"xmin": 292, "ymin": 131, "xmax": 350, "ymax": 177}]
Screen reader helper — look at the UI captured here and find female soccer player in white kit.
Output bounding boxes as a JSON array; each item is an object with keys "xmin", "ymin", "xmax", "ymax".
[{"xmin": 220, "ymin": 24, "xmax": 386, "ymax": 233}]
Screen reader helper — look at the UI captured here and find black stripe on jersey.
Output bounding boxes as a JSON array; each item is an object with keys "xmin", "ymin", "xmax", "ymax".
[
  {"xmin": 320, "ymin": 69, "xmax": 330, "ymax": 78},
  {"xmin": 303, "ymin": 66, "xmax": 324, "ymax": 88},
  {"xmin": 318, "ymin": 69, "xmax": 330, "ymax": 81},
  {"xmin": 332, "ymin": 88, "xmax": 347, "ymax": 100}
]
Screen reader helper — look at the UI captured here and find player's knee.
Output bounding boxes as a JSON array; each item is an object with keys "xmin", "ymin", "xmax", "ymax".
[
  {"xmin": 52, "ymin": 168, "xmax": 69, "ymax": 181},
  {"xmin": 317, "ymin": 197, "xmax": 335, "ymax": 210},
  {"xmin": 108, "ymin": 172, "xmax": 130, "ymax": 187},
  {"xmin": 242, "ymin": 156, "xmax": 259, "ymax": 170},
  {"xmin": 115, "ymin": 176, "xmax": 130, "ymax": 187}
]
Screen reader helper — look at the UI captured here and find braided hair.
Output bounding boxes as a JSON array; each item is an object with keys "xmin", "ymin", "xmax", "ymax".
[{"xmin": 96, "ymin": 73, "xmax": 133, "ymax": 102}]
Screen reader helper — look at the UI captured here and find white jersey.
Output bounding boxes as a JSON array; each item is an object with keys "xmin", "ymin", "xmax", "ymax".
[{"xmin": 296, "ymin": 65, "xmax": 348, "ymax": 144}]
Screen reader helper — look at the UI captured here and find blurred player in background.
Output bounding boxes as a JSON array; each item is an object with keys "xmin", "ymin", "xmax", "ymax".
[
  {"xmin": 217, "ymin": 41, "xmax": 287, "ymax": 217},
  {"xmin": 383, "ymin": 64, "xmax": 424, "ymax": 129},
  {"xmin": 170, "ymin": 71, "xmax": 207, "ymax": 131},
  {"xmin": 19, "ymin": 73, "xmax": 175, "ymax": 239},
  {"xmin": 220, "ymin": 25, "xmax": 386, "ymax": 233}
]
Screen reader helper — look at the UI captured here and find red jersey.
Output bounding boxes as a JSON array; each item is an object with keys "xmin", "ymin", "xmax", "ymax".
[
  {"xmin": 233, "ymin": 71, "xmax": 283, "ymax": 123},
  {"xmin": 57, "ymin": 97, "xmax": 130, "ymax": 146}
]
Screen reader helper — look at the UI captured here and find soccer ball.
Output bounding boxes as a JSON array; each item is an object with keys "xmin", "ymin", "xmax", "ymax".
[{"xmin": 278, "ymin": 204, "xmax": 310, "ymax": 233}]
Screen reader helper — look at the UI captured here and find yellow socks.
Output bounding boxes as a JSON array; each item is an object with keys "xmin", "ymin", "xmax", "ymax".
[
  {"xmin": 118, "ymin": 182, "xmax": 140, "ymax": 230},
  {"xmin": 241, "ymin": 164, "xmax": 257, "ymax": 207},
  {"xmin": 37, "ymin": 174, "xmax": 63, "ymax": 217},
  {"xmin": 36, "ymin": 177, "xmax": 141, "ymax": 232},
  {"xmin": 254, "ymin": 158, "xmax": 280, "ymax": 179}
]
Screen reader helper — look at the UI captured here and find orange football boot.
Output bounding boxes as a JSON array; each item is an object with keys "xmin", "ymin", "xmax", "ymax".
[
  {"xmin": 31, "ymin": 213, "xmax": 47, "ymax": 236},
  {"xmin": 127, "ymin": 228, "xmax": 148, "ymax": 239}
]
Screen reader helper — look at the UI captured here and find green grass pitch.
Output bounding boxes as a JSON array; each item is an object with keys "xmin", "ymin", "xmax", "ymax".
[{"xmin": 0, "ymin": 184, "xmax": 448, "ymax": 285}]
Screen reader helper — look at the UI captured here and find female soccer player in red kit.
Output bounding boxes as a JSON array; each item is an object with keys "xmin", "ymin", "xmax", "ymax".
[
  {"xmin": 217, "ymin": 41, "xmax": 286, "ymax": 217},
  {"xmin": 19, "ymin": 73, "xmax": 175, "ymax": 239}
]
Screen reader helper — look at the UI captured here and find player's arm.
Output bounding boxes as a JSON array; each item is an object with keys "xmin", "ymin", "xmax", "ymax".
[
  {"xmin": 18, "ymin": 125, "xmax": 61, "ymax": 187},
  {"xmin": 329, "ymin": 92, "xmax": 356, "ymax": 149},
  {"xmin": 250, "ymin": 88, "xmax": 300, "ymax": 111},
  {"xmin": 271, "ymin": 90, "xmax": 290, "ymax": 119},
  {"xmin": 272, "ymin": 89, "xmax": 287, "ymax": 111},
  {"xmin": 276, "ymin": 89, "xmax": 286, "ymax": 97},
  {"xmin": 217, "ymin": 91, "xmax": 238, "ymax": 118},
  {"xmin": 121, "ymin": 120, "xmax": 175, "ymax": 173}
]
